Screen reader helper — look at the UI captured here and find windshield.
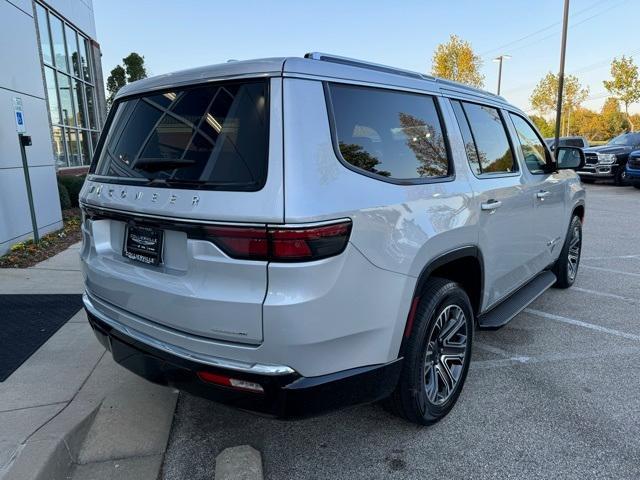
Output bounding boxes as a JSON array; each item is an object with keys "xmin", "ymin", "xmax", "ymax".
[
  {"xmin": 608, "ymin": 133, "xmax": 640, "ymax": 146},
  {"xmin": 92, "ymin": 79, "xmax": 269, "ymax": 191}
]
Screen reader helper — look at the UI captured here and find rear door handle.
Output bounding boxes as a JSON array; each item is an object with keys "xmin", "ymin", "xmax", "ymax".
[
  {"xmin": 536, "ymin": 190, "xmax": 551, "ymax": 200},
  {"xmin": 481, "ymin": 200, "xmax": 502, "ymax": 211}
]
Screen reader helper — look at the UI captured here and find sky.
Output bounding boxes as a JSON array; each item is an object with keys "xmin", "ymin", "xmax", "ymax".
[{"xmin": 93, "ymin": 0, "xmax": 640, "ymax": 114}]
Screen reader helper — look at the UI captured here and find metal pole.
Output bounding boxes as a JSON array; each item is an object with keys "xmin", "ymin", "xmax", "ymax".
[
  {"xmin": 497, "ymin": 56, "xmax": 503, "ymax": 95},
  {"xmin": 554, "ymin": 0, "xmax": 570, "ymax": 152},
  {"xmin": 18, "ymin": 134, "xmax": 39, "ymax": 244}
]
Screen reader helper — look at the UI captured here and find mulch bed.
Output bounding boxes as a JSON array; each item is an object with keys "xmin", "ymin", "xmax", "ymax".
[{"xmin": 0, "ymin": 208, "xmax": 82, "ymax": 268}]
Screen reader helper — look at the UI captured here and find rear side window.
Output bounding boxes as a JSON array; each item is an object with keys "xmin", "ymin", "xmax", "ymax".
[
  {"xmin": 509, "ymin": 113, "xmax": 548, "ymax": 174},
  {"xmin": 452, "ymin": 100, "xmax": 517, "ymax": 175},
  {"xmin": 327, "ymin": 83, "xmax": 450, "ymax": 181},
  {"xmin": 562, "ymin": 138, "xmax": 585, "ymax": 147},
  {"xmin": 93, "ymin": 80, "xmax": 269, "ymax": 191}
]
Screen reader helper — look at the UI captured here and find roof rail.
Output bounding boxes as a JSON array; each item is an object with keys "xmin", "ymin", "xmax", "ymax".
[
  {"xmin": 304, "ymin": 52, "xmax": 435, "ymax": 82},
  {"xmin": 436, "ymin": 77, "xmax": 506, "ymax": 101}
]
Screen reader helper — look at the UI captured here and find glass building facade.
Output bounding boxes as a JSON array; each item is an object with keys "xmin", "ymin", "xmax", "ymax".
[{"xmin": 35, "ymin": 2, "xmax": 101, "ymax": 168}]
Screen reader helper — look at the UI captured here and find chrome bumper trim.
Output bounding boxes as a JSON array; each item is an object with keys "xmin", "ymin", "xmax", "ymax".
[
  {"xmin": 82, "ymin": 291, "xmax": 296, "ymax": 376},
  {"xmin": 578, "ymin": 169, "xmax": 614, "ymax": 177}
]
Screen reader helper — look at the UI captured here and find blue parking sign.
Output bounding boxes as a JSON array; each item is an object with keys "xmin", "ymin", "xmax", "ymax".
[{"xmin": 13, "ymin": 97, "xmax": 26, "ymax": 133}]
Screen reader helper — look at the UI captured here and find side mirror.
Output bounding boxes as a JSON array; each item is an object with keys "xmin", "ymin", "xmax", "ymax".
[{"xmin": 555, "ymin": 146, "xmax": 585, "ymax": 170}]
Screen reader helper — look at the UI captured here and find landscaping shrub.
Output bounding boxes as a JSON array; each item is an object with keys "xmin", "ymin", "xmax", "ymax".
[
  {"xmin": 58, "ymin": 175, "xmax": 86, "ymax": 208},
  {"xmin": 57, "ymin": 179, "xmax": 71, "ymax": 210}
]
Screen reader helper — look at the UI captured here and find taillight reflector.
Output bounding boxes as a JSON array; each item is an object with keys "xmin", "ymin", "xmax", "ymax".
[
  {"xmin": 197, "ymin": 371, "xmax": 264, "ymax": 393},
  {"xmin": 204, "ymin": 220, "xmax": 352, "ymax": 262},
  {"xmin": 404, "ymin": 296, "xmax": 421, "ymax": 338}
]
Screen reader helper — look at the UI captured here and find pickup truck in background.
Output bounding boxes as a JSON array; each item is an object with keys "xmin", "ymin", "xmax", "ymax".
[
  {"xmin": 577, "ymin": 132, "xmax": 640, "ymax": 185},
  {"xmin": 544, "ymin": 136, "xmax": 590, "ymax": 151}
]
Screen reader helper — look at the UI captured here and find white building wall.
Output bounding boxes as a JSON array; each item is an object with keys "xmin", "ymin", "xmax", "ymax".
[
  {"xmin": 0, "ymin": 0, "xmax": 62, "ymax": 255},
  {"xmin": 45, "ymin": 0, "xmax": 96, "ymax": 39}
]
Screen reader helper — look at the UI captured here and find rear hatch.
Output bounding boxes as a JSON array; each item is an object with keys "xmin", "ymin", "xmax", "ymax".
[{"xmin": 80, "ymin": 76, "xmax": 283, "ymax": 345}]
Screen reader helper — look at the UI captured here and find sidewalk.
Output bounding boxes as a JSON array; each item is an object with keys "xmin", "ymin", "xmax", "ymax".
[
  {"xmin": 0, "ymin": 244, "xmax": 178, "ymax": 480},
  {"xmin": 0, "ymin": 242, "xmax": 84, "ymax": 295}
]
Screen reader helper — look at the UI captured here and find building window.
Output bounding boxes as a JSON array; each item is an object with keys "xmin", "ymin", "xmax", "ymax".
[{"xmin": 35, "ymin": 3, "xmax": 101, "ymax": 168}]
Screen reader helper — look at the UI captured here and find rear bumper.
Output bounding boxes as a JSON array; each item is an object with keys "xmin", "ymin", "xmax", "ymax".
[{"xmin": 84, "ymin": 296, "xmax": 402, "ymax": 418}]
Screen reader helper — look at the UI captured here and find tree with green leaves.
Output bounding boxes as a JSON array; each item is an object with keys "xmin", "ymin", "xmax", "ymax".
[
  {"xmin": 603, "ymin": 56, "xmax": 640, "ymax": 132},
  {"xmin": 106, "ymin": 52, "xmax": 148, "ymax": 106},
  {"xmin": 530, "ymin": 72, "xmax": 589, "ymax": 135},
  {"xmin": 122, "ymin": 52, "xmax": 147, "ymax": 83},
  {"xmin": 106, "ymin": 65, "xmax": 126, "ymax": 107},
  {"xmin": 529, "ymin": 115, "xmax": 554, "ymax": 138},
  {"xmin": 600, "ymin": 97, "xmax": 629, "ymax": 139},
  {"xmin": 431, "ymin": 35, "xmax": 484, "ymax": 88}
]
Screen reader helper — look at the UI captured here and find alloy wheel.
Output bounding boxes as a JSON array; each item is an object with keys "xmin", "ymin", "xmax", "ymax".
[
  {"xmin": 567, "ymin": 222, "xmax": 581, "ymax": 281},
  {"xmin": 423, "ymin": 305, "xmax": 468, "ymax": 405}
]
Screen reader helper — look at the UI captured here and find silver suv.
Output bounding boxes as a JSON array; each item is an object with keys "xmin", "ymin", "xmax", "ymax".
[{"xmin": 80, "ymin": 53, "xmax": 586, "ymax": 425}]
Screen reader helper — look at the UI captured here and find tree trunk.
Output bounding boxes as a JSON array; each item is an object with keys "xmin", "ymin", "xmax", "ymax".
[{"xmin": 626, "ymin": 103, "xmax": 634, "ymax": 132}]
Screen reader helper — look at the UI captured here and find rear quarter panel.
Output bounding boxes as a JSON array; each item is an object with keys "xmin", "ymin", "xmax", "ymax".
[{"xmin": 280, "ymin": 78, "xmax": 478, "ymax": 365}]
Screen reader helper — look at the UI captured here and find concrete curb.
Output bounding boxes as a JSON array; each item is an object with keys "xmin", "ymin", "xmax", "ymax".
[
  {"xmin": 3, "ymin": 401, "xmax": 100, "ymax": 480},
  {"xmin": 3, "ymin": 354, "xmax": 178, "ymax": 480},
  {"xmin": 215, "ymin": 445, "xmax": 264, "ymax": 480}
]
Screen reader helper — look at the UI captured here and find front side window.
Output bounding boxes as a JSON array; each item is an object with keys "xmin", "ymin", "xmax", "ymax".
[
  {"xmin": 509, "ymin": 113, "xmax": 548, "ymax": 174},
  {"xmin": 327, "ymin": 84, "xmax": 450, "ymax": 181},
  {"xmin": 93, "ymin": 80, "xmax": 269, "ymax": 191},
  {"xmin": 456, "ymin": 102, "xmax": 517, "ymax": 175}
]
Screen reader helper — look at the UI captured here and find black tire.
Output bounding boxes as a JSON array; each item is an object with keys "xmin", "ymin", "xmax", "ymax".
[
  {"xmin": 614, "ymin": 167, "xmax": 627, "ymax": 186},
  {"xmin": 385, "ymin": 278, "xmax": 473, "ymax": 425},
  {"xmin": 634, "ymin": 184, "xmax": 640, "ymax": 190},
  {"xmin": 552, "ymin": 215, "xmax": 582, "ymax": 289},
  {"xmin": 581, "ymin": 178, "xmax": 595, "ymax": 184}
]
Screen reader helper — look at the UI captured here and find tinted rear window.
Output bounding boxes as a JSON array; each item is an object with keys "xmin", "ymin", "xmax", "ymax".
[
  {"xmin": 93, "ymin": 80, "xmax": 269, "ymax": 191},
  {"xmin": 561, "ymin": 138, "xmax": 585, "ymax": 147},
  {"xmin": 327, "ymin": 83, "xmax": 450, "ymax": 181}
]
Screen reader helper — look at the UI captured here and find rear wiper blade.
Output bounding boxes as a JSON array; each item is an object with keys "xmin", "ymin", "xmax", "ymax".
[{"xmin": 134, "ymin": 158, "xmax": 196, "ymax": 172}]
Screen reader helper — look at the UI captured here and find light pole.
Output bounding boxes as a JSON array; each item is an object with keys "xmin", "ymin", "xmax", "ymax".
[
  {"xmin": 554, "ymin": 0, "xmax": 570, "ymax": 151},
  {"xmin": 493, "ymin": 54, "xmax": 511, "ymax": 95}
]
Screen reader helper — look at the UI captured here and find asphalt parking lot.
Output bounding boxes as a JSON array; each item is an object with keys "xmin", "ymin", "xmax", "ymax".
[{"xmin": 162, "ymin": 183, "xmax": 640, "ymax": 480}]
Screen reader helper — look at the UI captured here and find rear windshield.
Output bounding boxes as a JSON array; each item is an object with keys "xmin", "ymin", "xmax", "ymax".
[{"xmin": 92, "ymin": 79, "xmax": 269, "ymax": 191}]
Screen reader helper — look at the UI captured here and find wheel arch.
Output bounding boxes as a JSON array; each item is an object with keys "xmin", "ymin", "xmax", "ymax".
[
  {"xmin": 399, "ymin": 246, "xmax": 484, "ymax": 356},
  {"xmin": 572, "ymin": 202, "xmax": 585, "ymax": 222}
]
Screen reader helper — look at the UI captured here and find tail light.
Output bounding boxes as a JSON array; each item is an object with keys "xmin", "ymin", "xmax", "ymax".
[{"xmin": 204, "ymin": 220, "xmax": 352, "ymax": 262}]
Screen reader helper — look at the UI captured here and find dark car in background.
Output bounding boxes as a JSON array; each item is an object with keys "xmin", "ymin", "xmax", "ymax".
[
  {"xmin": 577, "ymin": 132, "xmax": 640, "ymax": 185},
  {"xmin": 544, "ymin": 136, "xmax": 590, "ymax": 151},
  {"xmin": 626, "ymin": 150, "xmax": 640, "ymax": 189}
]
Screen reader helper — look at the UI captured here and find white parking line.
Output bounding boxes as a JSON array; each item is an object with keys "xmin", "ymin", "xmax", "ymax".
[
  {"xmin": 581, "ymin": 265, "xmax": 640, "ymax": 278},
  {"xmin": 474, "ymin": 342, "xmax": 528, "ymax": 361},
  {"xmin": 525, "ymin": 308, "xmax": 640, "ymax": 342},
  {"xmin": 572, "ymin": 287, "xmax": 638, "ymax": 303},
  {"xmin": 582, "ymin": 254, "xmax": 640, "ymax": 261},
  {"xmin": 472, "ymin": 346, "xmax": 640, "ymax": 369}
]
